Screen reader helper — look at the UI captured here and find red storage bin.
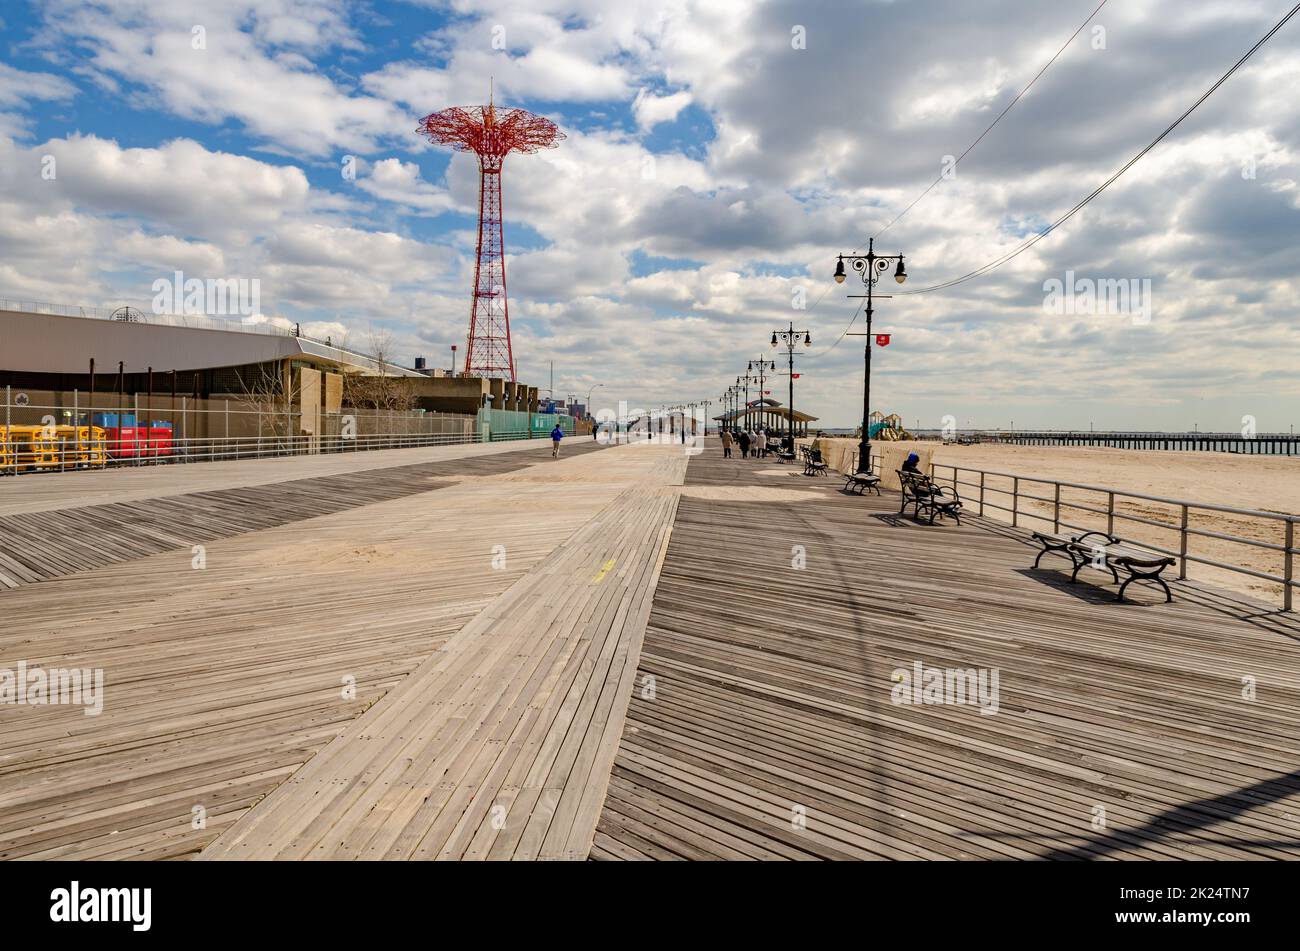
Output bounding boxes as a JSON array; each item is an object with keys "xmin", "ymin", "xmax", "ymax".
[
  {"xmin": 146, "ymin": 427, "xmax": 174, "ymax": 457},
  {"xmin": 106, "ymin": 427, "xmax": 144, "ymax": 458}
]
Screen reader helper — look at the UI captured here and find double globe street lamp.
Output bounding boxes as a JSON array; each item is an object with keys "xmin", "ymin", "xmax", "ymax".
[
  {"xmin": 835, "ymin": 238, "xmax": 906, "ymax": 475},
  {"xmin": 771, "ymin": 324, "xmax": 811, "ymax": 448}
]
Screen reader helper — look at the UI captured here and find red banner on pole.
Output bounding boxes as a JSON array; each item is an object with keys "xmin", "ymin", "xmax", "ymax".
[
  {"xmin": 791, "ymin": 373, "xmax": 801, "ymax": 379},
  {"xmin": 876, "ymin": 334, "xmax": 891, "ymax": 347}
]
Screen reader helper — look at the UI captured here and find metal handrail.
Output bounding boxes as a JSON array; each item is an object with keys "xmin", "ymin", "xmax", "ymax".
[
  {"xmin": 933, "ymin": 463, "xmax": 1300, "ymax": 523},
  {"xmin": 931, "ymin": 461, "xmax": 1299, "ymax": 612}
]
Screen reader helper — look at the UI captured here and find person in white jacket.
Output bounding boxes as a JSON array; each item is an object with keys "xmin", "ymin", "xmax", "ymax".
[{"xmin": 753, "ymin": 429, "xmax": 766, "ymax": 458}]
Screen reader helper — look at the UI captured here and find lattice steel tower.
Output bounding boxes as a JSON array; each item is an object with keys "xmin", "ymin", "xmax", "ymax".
[{"xmin": 417, "ymin": 94, "xmax": 564, "ymax": 381}]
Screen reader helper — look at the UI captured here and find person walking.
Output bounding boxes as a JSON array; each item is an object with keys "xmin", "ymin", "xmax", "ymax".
[
  {"xmin": 738, "ymin": 430, "xmax": 751, "ymax": 459},
  {"xmin": 720, "ymin": 428, "xmax": 734, "ymax": 458},
  {"xmin": 550, "ymin": 423, "xmax": 564, "ymax": 458},
  {"xmin": 754, "ymin": 429, "xmax": 767, "ymax": 459}
]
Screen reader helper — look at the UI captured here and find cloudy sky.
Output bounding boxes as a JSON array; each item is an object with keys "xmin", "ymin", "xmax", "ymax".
[{"xmin": 2, "ymin": 0, "xmax": 1299, "ymax": 430}]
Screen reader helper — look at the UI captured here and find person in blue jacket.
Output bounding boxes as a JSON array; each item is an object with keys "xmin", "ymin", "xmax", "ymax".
[{"xmin": 550, "ymin": 424, "xmax": 564, "ymax": 457}]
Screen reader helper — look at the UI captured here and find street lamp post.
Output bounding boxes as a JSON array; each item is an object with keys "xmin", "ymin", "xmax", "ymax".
[
  {"xmin": 771, "ymin": 323, "xmax": 811, "ymax": 447},
  {"xmin": 739, "ymin": 371, "xmax": 758, "ymax": 431},
  {"xmin": 835, "ymin": 238, "xmax": 906, "ymax": 474},
  {"xmin": 748, "ymin": 357, "xmax": 776, "ymax": 434}
]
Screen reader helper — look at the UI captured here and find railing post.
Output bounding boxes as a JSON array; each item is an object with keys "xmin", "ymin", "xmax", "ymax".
[
  {"xmin": 1053, "ymin": 482, "xmax": 1061, "ymax": 533},
  {"xmin": 1012, "ymin": 476, "xmax": 1019, "ymax": 527},
  {"xmin": 1285, "ymin": 519, "xmax": 1294, "ymax": 612},
  {"xmin": 979, "ymin": 471, "xmax": 985, "ymax": 516},
  {"xmin": 1107, "ymin": 491, "xmax": 1115, "ymax": 537},
  {"xmin": 73, "ymin": 389, "xmax": 80, "ymax": 470},
  {"xmin": 1179, "ymin": 504, "xmax": 1189, "ymax": 580}
]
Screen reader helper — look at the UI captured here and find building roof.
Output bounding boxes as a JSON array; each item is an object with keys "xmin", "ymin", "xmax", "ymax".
[
  {"xmin": 0, "ymin": 302, "xmax": 422, "ymax": 377},
  {"xmin": 713, "ymin": 405, "xmax": 818, "ymax": 424}
]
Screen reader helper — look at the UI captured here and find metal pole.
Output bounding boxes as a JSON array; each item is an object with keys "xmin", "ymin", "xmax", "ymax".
[
  {"xmin": 1012, "ymin": 477, "xmax": 1019, "ymax": 528},
  {"xmin": 857, "ymin": 272, "xmax": 873, "ymax": 474},
  {"xmin": 1053, "ymin": 482, "xmax": 1061, "ymax": 533},
  {"xmin": 1107, "ymin": 491, "xmax": 1115, "ymax": 537},
  {"xmin": 1285, "ymin": 519, "xmax": 1294, "ymax": 612},
  {"xmin": 788, "ymin": 330, "xmax": 795, "ymax": 449},
  {"xmin": 1179, "ymin": 504, "xmax": 1189, "ymax": 580}
]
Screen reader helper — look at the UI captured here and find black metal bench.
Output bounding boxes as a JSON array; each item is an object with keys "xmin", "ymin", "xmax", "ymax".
[
  {"xmin": 1030, "ymin": 530, "xmax": 1176, "ymax": 603},
  {"xmin": 801, "ymin": 447, "xmax": 829, "ymax": 477},
  {"xmin": 842, "ymin": 470, "xmax": 881, "ymax": 495},
  {"xmin": 897, "ymin": 469, "xmax": 962, "ymax": 524}
]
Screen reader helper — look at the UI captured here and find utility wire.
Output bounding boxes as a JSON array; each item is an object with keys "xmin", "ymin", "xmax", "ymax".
[
  {"xmin": 802, "ymin": 0, "xmax": 1107, "ymax": 359},
  {"xmin": 899, "ymin": 1, "xmax": 1300, "ymax": 296},
  {"xmin": 874, "ymin": 0, "xmax": 1109, "ymax": 240},
  {"xmin": 804, "ymin": 295, "xmax": 865, "ymax": 360}
]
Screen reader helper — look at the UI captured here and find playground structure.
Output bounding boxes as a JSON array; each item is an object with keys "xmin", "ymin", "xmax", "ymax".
[
  {"xmin": 417, "ymin": 93, "xmax": 565, "ymax": 382},
  {"xmin": 865, "ymin": 411, "xmax": 914, "ymax": 441}
]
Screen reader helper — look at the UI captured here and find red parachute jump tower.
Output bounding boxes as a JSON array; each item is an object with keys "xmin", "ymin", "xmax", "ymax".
[{"xmin": 417, "ymin": 94, "xmax": 564, "ymax": 381}]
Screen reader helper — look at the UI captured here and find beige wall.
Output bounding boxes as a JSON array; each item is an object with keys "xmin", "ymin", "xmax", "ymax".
[
  {"xmin": 299, "ymin": 367, "xmax": 321, "ymax": 436},
  {"xmin": 808, "ymin": 437, "xmax": 934, "ymax": 492},
  {"xmin": 324, "ymin": 372, "xmax": 342, "ymax": 414}
]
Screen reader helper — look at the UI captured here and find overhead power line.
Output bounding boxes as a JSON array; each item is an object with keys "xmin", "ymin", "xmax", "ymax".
[
  {"xmin": 899, "ymin": 1, "xmax": 1300, "ymax": 296},
  {"xmin": 804, "ymin": 0, "xmax": 1108, "ymax": 359},
  {"xmin": 873, "ymin": 0, "xmax": 1109, "ymax": 240}
]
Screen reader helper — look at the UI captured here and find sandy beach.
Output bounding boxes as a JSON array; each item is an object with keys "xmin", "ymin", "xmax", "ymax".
[{"xmin": 812, "ymin": 438, "xmax": 1300, "ymax": 605}]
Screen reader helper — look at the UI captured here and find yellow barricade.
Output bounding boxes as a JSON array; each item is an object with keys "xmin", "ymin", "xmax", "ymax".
[
  {"xmin": 54, "ymin": 425, "xmax": 108, "ymax": 469},
  {"xmin": 5, "ymin": 425, "xmax": 60, "ymax": 471}
]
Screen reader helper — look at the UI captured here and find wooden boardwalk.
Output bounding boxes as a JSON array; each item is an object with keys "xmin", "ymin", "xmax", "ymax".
[
  {"xmin": 592, "ymin": 442, "xmax": 1300, "ymax": 860},
  {"xmin": 0, "ymin": 442, "xmax": 603, "ymax": 589},
  {"xmin": 0, "ymin": 438, "xmax": 676, "ymax": 860},
  {"xmin": 0, "ymin": 437, "xmax": 555, "ymax": 518},
  {"xmin": 4, "ymin": 434, "xmax": 1299, "ymax": 861},
  {"xmin": 200, "ymin": 446, "xmax": 684, "ymax": 860}
]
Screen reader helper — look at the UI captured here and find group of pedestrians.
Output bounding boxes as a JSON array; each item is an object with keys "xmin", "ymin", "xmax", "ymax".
[{"xmin": 720, "ymin": 426, "xmax": 783, "ymax": 460}]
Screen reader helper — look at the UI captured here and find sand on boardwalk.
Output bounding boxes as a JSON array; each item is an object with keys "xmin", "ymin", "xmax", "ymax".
[{"xmin": 813, "ymin": 437, "xmax": 1300, "ymax": 605}]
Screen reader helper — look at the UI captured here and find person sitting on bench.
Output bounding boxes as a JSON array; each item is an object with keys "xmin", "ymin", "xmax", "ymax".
[{"xmin": 902, "ymin": 452, "xmax": 922, "ymax": 474}]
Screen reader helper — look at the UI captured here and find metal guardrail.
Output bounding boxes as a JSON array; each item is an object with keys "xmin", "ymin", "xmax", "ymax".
[
  {"xmin": 0, "ymin": 430, "xmax": 485, "ymax": 474},
  {"xmin": 1, "ymin": 388, "xmax": 493, "ymax": 475},
  {"xmin": 929, "ymin": 462, "xmax": 1299, "ymax": 612}
]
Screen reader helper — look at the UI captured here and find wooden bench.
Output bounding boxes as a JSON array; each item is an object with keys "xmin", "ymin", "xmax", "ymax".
[
  {"xmin": 801, "ymin": 447, "xmax": 829, "ymax": 477},
  {"xmin": 897, "ymin": 469, "xmax": 962, "ymax": 524},
  {"xmin": 842, "ymin": 470, "xmax": 881, "ymax": 495},
  {"xmin": 1030, "ymin": 530, "xmax": 1176, "ymax": 603}
]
